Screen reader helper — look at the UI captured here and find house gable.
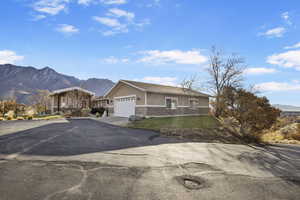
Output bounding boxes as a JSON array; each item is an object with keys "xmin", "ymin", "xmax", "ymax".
[{"xmin": 105, "ymin": 81, "xmax": 146, "ymax": 105}]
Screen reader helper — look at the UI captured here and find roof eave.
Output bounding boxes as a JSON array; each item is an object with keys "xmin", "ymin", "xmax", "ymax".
[
  {"xmin": 146, "ymin": 90, "xmax": 210, "ymax": 97},
  {"xmin": 50, "ymin": 87, "xmax": 95, "ymax": 96},
  {"xmin": 104, "ymin": 80, "xmax": 146, "ymax": 98}
]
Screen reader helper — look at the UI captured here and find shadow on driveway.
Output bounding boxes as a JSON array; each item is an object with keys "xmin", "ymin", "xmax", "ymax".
[{"xmin": 0, "ymin": 119, "xmax": 182, "ymax": 156}]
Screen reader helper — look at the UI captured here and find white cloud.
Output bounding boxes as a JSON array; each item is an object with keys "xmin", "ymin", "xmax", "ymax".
[
  {"xmin": 255, "ymin": 81, "xmax": 300, "ymax": 92},
  {"xmin": 260, "ymin": 27, "xmax": 286, "ymax": 38},
  {"xmin": 78, "ymin": 0, "xmax": 127, "ymax": 6},
  {"xmin": 0, "ymin": 50, "xmax": 24, "ymax": 64},
  {"xmin": 78, "ymin": 0, "xmax": 93, "ymax": 6},
  {"xmin": 281, "ymin": 11, "xmax": 292, "ymax": 25},
  {"xmin": 146, "ymin": 0, "xmax": 161, "ymax": 7},
  {"xmin": 100, "ymin": 0, "xmax": 127, "ymax": 5},
  {"xmin": 281, "ymin": 12, "xmax": 289, "ymax": 20},
  {"xmin": 284, "ymin": 42, "xmax": 300, "ymax": 49},
  {"xmin": 56, "ymin": 24, "xmax": 79, "ymax": 34},
  {"xmin": 138, "ymin": 50, "xmax": 208, "ymax": 65},
  {"xmin": 93, "ymin": 16, "xmax": 121, "ymax": 27},
  {"xmin": 107, "ymin": 8, "xmax": 135, "ymax": 21},
  {"xmin": 93, "ymin": 8, "xmax": 148, "ymax": 36},
  {"xmin": 244, "ymin": 67, "xmax": 278, "ymax": 75},
  {"xmin": 100, "ymin": 30, "xmax": 118, "ymax": 36},
  {"xmin": 267, "ymin": 50, "xmax": 300, "ymax": 70},
  {"xmin": 135, "ymin": 76, "xmax": 177, "ymax": 86},
  {"xmin": 33, "ymin": 0, "xmax": 69, "ymax": 15},
  {"xmin": 100, "ymin": 56, "xmax": 129, "ymax": 64},
  {"xmin": 134, "ymin": 18, "xmax": 151, "ymax": 27},
  {"xmin": 93, "ymin": 16, "xmax": 128, "ymax": 35},
  {"xmin": 32, "ymin": 14, "xmax": 46, "ymax": 21}
]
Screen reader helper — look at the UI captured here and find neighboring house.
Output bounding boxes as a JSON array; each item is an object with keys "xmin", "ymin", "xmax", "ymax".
[
  {"xmin": 105, "ymin": 80, "xmax": 210, "ymax": 117},
  {"xmin": 50, "ymin": 87, "xmax": 95, "ymax": 113}
]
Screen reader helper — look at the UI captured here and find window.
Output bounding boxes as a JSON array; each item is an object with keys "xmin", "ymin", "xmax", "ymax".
[
  {"xmin": 190, "ymin": 99, "xmax": 198, "ymax": 109},
  {"xmin": 82, "ymin": 101, "xmax": 87, "ymax": 108},
  {"xmin": 166, "ymin": 97, "xmax": 177, "ymax": 109}
]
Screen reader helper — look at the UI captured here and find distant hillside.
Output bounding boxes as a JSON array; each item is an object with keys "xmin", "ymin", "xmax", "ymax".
[
  {"xmin": 273, "ymin": 104, "xmax": 300, "ymax": 112},
  {"xmin": 0, "ymin": 64, "xmax": 115, "ymax": 104}
]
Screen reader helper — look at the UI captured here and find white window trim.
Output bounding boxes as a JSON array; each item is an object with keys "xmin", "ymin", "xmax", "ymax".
[
  {"xmin": 189, "ymin": 97, "xmax": 199, "ymax": 101},
  {"xmin": 165, "ymin": 97, "xmax": 178, "ymax": 109}
]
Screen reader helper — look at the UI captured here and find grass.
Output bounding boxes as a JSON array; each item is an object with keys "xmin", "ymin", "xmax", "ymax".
[
  {"xmin": 128, "ymin": 116, "xmax": 219, "ymax": 131},
  {"xmin": 261, "ymin": 131, "xmax": 285, "ymax": 142},
  {"xmin": 34, "ymin": 115, "xmax": 62, "ymax": 120}
]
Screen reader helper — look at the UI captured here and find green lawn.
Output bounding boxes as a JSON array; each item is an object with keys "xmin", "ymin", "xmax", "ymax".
[{"xmin": 128, "ymin": 116, "xmax": 219, "ymax": 131}]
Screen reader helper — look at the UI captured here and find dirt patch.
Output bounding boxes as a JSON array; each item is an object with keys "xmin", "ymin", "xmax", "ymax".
[{"xmin": 160, "ymin": 127, "xmax": 244, "ymax": 144}]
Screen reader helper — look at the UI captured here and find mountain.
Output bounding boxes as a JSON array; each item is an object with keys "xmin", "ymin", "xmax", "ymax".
[
  {"xmin": 273, "ymin": 104, "xmax": 300, "ymax": 112},
  {"xmin": 0, "ymin": 64, "xmax": 115, "ymax": 104}
]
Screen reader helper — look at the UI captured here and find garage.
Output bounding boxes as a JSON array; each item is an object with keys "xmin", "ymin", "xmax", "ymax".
[{"xmin": 114, "ymin": 96, "xmax": 136, "ymax": 117}]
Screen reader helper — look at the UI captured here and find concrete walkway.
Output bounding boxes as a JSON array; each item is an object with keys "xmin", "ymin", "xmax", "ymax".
[{"xmin": 90, "ymin": 116, "xmax": 129, "ymax": 126}]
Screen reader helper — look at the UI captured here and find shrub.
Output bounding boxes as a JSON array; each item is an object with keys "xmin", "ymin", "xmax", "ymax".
[
  {"xmin": 91, "ymin": 107, "xmax": 105, "ymax": 116},
  {"xmin": 96, "ymin": 112, "xmax": 100, "ymax": 118},
  {"xmin": 220, "ymin": 87, "xmax": 280, "ymax": 139},
  {"xmin": 81, "ymin": 108, "xmax": 91, "ymax": 117},
  {"xmin": 289, "ymin": 123, "xmax": 300, "ymax": 140},
  {"xmin": 71, "ymin": 110, "xmax": 82, "ymax": 117},
  {"xmin": 6, "ymin": 110, "xmax": 15, "ymax": 120},
  {"xmin": 64, "ymin": 111, "xmax": 72, "ymax": 118},
  {"xmin": 25, "ymin": 108, "xmax": 35, "ymax": 120},
  {"xmin": 17, "ymin": 117, "xmax": 24, "ymax": 120},
  {"xmin": 262, "ymin": 122, "xmax": 300, "ymax": 143}
]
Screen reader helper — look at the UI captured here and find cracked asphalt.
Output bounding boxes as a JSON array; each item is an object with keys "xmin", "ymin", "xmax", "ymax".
[{"xmin": 0, "ymin": 119, "xmax": 300, "ymax": 200}]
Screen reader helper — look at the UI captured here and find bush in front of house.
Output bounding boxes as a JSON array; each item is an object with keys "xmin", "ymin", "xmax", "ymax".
[
  {"xmin": 6, "ymin": 110, "xmax": 15, "ymax": 120},
  {"xmin": 96, "ymin": 112, "xmax": 100, "ymax": 118},
  {"xmin": 91, "ymin": 107, "xmax": 106, "ymax": 116},
  {"xmin": 64, "ymin": 111, "xmax": 72, "ymax": 118},
  {"xmin": 25, "ymin": 108, "xmax": 35, "ymax": 120}
]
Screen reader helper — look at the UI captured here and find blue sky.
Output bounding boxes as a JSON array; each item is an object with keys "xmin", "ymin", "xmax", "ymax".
[{"xmin": 1, "ymin": 0, "xmax": 300, "ymax": 106}]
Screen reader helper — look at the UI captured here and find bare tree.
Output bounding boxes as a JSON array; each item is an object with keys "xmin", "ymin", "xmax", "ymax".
[
  {"xmin": 180, "ymin": 75, "xmax": 199, "ymax": 95},
  {"xmin": 207, "ymin": 47, "xmax": 245, "ymax": 118},
  {"xmin": 29, "ymin": 90, "xmax": 51, "ymax": 114}
]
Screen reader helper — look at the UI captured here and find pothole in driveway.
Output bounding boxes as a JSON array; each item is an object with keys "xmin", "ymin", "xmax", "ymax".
[{"xmin": 175, "ymin": 175, "xmax": 209, "ymax": 190}]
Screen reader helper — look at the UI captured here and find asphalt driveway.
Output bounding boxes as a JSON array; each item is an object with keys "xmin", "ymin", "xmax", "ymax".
[
  {"xmin": 0, "ymin": 119, "xmax": 300, "ymax": 200},
  {"xmin": 0, "ymin": 119, "xmax": 160, "ymax": 157}
]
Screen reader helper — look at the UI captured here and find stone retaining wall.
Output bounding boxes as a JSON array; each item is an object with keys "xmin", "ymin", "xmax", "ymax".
[{"xmin": 136, "ymin": 107, "xmax": 209, "ymax": 117}]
